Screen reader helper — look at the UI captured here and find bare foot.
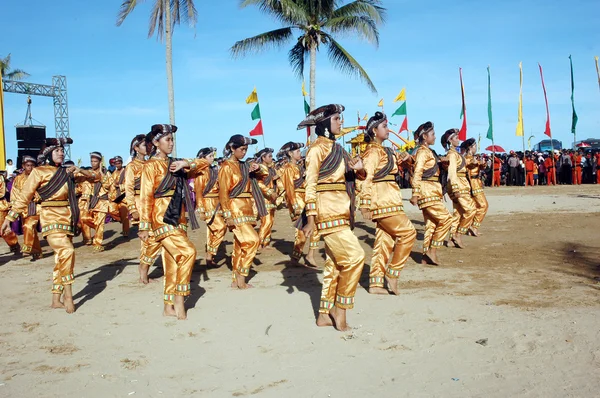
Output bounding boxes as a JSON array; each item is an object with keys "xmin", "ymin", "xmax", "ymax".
[
  {"xmin": 51, "ymin": 293, "xmax": 65, "ymax": 309},
  {"xmin": 329, "ymin": 306, "xmax": 350, "ymax": 331},
  {"xmin": 138, "ymin": 263, "xmax": 150, "ymax": 284},
  {"xmin": 304, "ymin": 253, "xmax": 318, "ymax": 268},
  {"xmin": 174, "ymin": 295, "xmax": 187, "ymax": 320},
  {"xmin": 163, "ymin": 303, "xmax": 177, "ymax": 317},
  {"xmin": 235, "ymin": 273, "xmax": 253, "ymax": 289},
  {"xmin": 468, "ymin": 227, "xmax": 479, "ymax": 237},
  {"xmin": 63, "ymin": 286, "xmax": 75, "ymax": 314},
  {"xmin": 451, "ymin": 235, "xmax": 465, "ymax": 249},
  {"xmin": 422, "ymin": 250, "xmax": 439, "ymax": 266},
  {"xmin": 385, "ymin": 275, "xmax": 401, "ymax": 295},
  {"xmin": 316, "ymin": 313, "xmax": 334, "ymax": 327},
  {"xmin": 368, "ymin": 286, "xmax": 388, "ymax": 295}
]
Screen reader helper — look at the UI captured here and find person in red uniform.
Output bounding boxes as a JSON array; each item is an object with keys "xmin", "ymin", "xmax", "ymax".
[
  {"xmin": 492, "ymin": 155, "xmax": 502, "ymax": 187},
  {"xmin": 525, "ymin": 155, "xmax": 535, "ymax": 186},
  {"xmin": 544, "ymin": 154, "xmax": 556, "ymax": 185},
  {"xmin": 573, "ymin": 150, "xmax": 583, "ymax": 185}
]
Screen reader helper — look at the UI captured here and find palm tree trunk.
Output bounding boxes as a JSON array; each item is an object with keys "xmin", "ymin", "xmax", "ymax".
[
  {"xmin": 309, "ymin": 42, "xmax": 317, "ymax": 143},
  {"xmin": 165, "ymin": 0, "xmax": 177, "ymax": 157}
]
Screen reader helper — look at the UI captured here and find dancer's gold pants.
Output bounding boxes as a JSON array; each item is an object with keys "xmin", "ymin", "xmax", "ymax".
[
  {"xmin": 78, "ymin": 200, "xmax": 92, "ymax": 243},
  {"xmin": 471, "ymin": 194, "xmax": 489, "ymax": 229},
  {"xmin": 258, "ymin": 209, "xmax": 275, "ymax": 247},
  {"xmin": 232, "ymin": 223, "xmax": 260, "ymax": 279},
  {"xmin": 112, "ymin": 202, "xmax": 130, "ymax": 236},
  {"xmin": 140, "ymin": 231, "xmax": 161, "ymax": 266},
  {"xmin": 292, "ymin": 228, "xmax": 320, "ymax": 260},
  {"xmin": 369, "ymin": 214, "xmax": 416, "ymax": 288},
  {"xmin": 206, "ymin": 215, "xmax": 227, "ymax": 255},
  {"xmin": 422, "ymin": 203, "xmax": 452, "ymax": 253},
  {"xmin": 319, "ymin": 228, "xmax": 365, "ymax": 313},
  {"xmin": 46, "ymin": 233, "xmax": 75, "ymax": 294},
  {"xmin": 160, "ymin": 229, "xmax": 196, "ymax": 304},
  {"xmin": 450, "ymin": 195, "xmax": 477, "ymax": 236},
  {"xmin": 0, "ymin": 210, "xmax": 18, "ymax": 248},
  {"xmin": 21, "ymin": 215, "xmax": 41, "ymax": 255}
]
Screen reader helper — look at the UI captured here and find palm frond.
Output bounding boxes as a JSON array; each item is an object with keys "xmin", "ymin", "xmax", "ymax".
[
  {"xmin": 171, "ymin": 0, "xmax": 197, "ymax": 27},
  {"xmin": 325, "ymin": 15, "xmax": 379, "ymax": 46},
  {"xmin": 301, "ymin": 0, "xmax": 336, "ymax": 23},
  {"xmin": 6, "ymin": 69, "xmax": 30, "ymax": 81},
  {"xmin": 148, "ymin": 0, "xmax": 165, "ymax": 40},
  {"xmin": 324, "ymin": 34, "xmax": 377, "ymax": 93},
  {"xmin": 116, "ymin": 0, "xmax": 144, "ymax": 26},
  {"xmin": 230, "ymin": 27, "xmax": 294, "ymax": 58},
  {"xmin": 288, "ymin": 37, "xmax": 308, "ymax": 79},
  {"xmin": 330, "ymin": 0, "xmax": 386, "ymax": 24},
  {"xmin": 240, "ymin": 0, "xmax": 310, "ymax": 25}
]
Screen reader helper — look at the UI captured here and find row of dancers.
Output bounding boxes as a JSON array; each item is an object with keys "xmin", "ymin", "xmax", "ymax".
[{"xmin": 0, "ymin": 104, "xmax": 488, "ymax": 330}]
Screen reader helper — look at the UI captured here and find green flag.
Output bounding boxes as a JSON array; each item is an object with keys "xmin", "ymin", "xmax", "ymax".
[
  {"xmin": 486, "ymin": 66, "xmax": 493, "ymax": 140},
  {"xmin": 251, "ymin": 103, "xmax": 261, "ymax": 120},
  {"xmin": 569, "ymin": 55, "xmax": 578, "ymax": 135},
  {"xmin": 303, "ymin": 98, "xmax": 310, "ymax": 115},
  {"xmin": 391, "ymin": 102, "xmax": 407, "ymax": 117}
]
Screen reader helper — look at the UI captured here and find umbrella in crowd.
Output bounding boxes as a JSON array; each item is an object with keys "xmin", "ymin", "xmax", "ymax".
[{"xmin": 485, "ymin": 145, "xmax": 506, "ymax": 153}]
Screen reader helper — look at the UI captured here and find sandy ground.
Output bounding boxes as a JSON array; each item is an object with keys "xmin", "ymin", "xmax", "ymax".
[{"xmin": 0, "ymin": 185, "xmax": 599, "ymax": 398}]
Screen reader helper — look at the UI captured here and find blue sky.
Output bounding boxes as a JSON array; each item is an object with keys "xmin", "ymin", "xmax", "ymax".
[{"xmin": 1, "ymin": 0, "xmax": 599, "ymax": 164}]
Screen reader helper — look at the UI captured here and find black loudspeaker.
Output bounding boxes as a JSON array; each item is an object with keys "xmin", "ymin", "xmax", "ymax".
[
  {"xmin": 16, "ymin": 125, "xmax": 46, "ymax": 141},
  {"xmin": 18, "ymin": 140, "xmax": 46, "ymax": 149},
  {"xmin": 17, "ymin": 149, "xmax": 42, "ymax": 169}
]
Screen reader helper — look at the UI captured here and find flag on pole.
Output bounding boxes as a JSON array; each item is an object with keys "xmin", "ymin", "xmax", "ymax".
[
  {"xmin": 595, "ymin": 56, "xmax": 600, "ymax": 91},
  {"xmin": 245, "ymin": 88, "xmax": 258, "ymax": 104},
  {"xmin": 251, "ymin": 104, "xmax": 261, "ymax": 120},
  {"xmin": 569, "ymin": 55, "xmax": 578, "ymax": 135},
  {"xmin": 301, "ymin": 81, "xmax": 308, "ymax": 97},
  {"xmin": 362, "ymin": 113, "xmax": 368, "ymax": 121},
  {"xmin": 516, "ymin": 62, "xmax": 524, "ymax": 137},
  {"xmin": 394, "ymin": 88, "xmax": 406, "ymax": 102},
  {"xmin": 399, "ymin": 117, "xmax": 408, "ymax": 133},
  {"xmin": 303, "ymin": 98, "xmax": 310, "ymax": 115},
  {"xmin": 377, "ymin": 98, "xmax": 384, "ymax": 107},
  {"xmin": 486, "ymin": 66, "xmax": 494, "ymax": 141},
  {"xmin": 458, "ymin": 68, "xmax": 467, "ymax": 140},
  {"xmin": 0, "ymin": 74, "xmax": 6, "ymax": 168},
  {"xmin": 249, "ymin": 120, "xmax": 264, "ymax": 136},
  {"xmin": 538, "ymin": 63, "xmax": 552, "ymax": 138},
  {"xmin": 392, "ymin": 102, "xmax": 407, "ymax": 117}
]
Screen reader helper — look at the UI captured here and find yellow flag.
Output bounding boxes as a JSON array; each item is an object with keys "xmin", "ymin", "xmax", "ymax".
[
  {"xmin": 246, "ymin": 88, "xmax": 258, "ymax": 104},
  {"xmin": 0, "ymin": 74, "xmax": 6, "ymax": 168},
  {"xmin": 394, "ymin": 88, "xmax": 406, "ymax": 102},
  {"xmin": 301, "ymin": 81, "xmax": 308, "ymax": 97},
  {"xmin": 595, "ymin": 56, "xmax": 600, "ymax": 90},
  {"xmin": 516, "ymin": 62, "xmax": 524, "ymax": 137},
  {"xmin": 377, "ymin": 98, "xmax": 384, "ymax": 107},
  {"xmin": 362, "ymin": 113, "xmax": 368, "ymax": 121}
]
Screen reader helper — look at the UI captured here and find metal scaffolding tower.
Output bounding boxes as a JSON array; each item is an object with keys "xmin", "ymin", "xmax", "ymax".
[{"xmin": 2, "ymin": 75, "xmax": 71, "ymax": 158}]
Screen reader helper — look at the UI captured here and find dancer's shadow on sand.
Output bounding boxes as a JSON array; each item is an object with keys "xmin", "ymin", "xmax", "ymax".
[
  {"xmin": 186, "ymin": 259, "xmax": 208, "ymax": 310},
  {"xmin": 73, "ymin": 257, "xmax": 134, "ymax": 309},
  {"xmin": 279, "ymin": 260, "xmax": 323, "ymax": 318}
]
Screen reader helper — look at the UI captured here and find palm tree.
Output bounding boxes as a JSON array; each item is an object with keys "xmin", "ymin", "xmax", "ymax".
[
  {"xmin": 116, "ymin": 0, "xmax": 197, "ymax": 156},
  {"xmin": 230, "ymin": 0, "xmax": 386, "ymax": 140},
  {"xmin": 1, "ymin": 54, "xmax": 30, "ymax": 81}
]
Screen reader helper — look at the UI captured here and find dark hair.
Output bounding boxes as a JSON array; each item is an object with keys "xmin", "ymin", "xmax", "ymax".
[
  {"xmin": 7, "ymin": 159, "xmax": 13, "ymax": 163},
  {"xmin": 130, "ymin": 134, "xmax": 146, "ymax": 157},
  {"xmin": 223, "ymin": 135, "xmax": 258, "ymax": 157},
  {"xmin": 365, "ymin": 112, "xmax": 386, "ymax": 143},
  {"xmin": 441, "ymin": 129, "xmax": 459, "ymax": 150},
  {"xmin": 414, "ymin": 121, "xmax": 434, "ymax": 143}
]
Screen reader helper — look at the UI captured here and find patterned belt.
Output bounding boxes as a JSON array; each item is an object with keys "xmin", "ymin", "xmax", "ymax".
[
  {"xmin": 295, "ymin": 188, "xmax": 305, "ymax": 193},
  {"xmin": 40, "ymin": 200, "xmax": 69, "ymax": 207},
  {"xmin": 457, "ymin": 172, "xmax": 467, "ymax": 177},
  {"xmin": 155, "ymin": 190, "xmax": 175, "ymax": 198},
  {"xmin": 205, "ymin": 193, "xmax": 219, "ymax": 198},
  {"xmin": 316, "ymin": 183, "xmax": 346, "ymax": 192},
  {"xmin": 374, "ymin": 175, "xmax": 396, "ymax": 183},
  {"xmin": 134, "ymin": 189, "xmax": 141, "ymax": 195},
  {"xmin": 423, "ymin": 177, "xmax": 439, "ymax": 182},
  {"xmin": 232, "ymin": 192, "xmax": 252, "ymax": 198}
]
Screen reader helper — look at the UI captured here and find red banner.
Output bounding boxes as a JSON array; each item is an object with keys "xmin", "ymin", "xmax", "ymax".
[
  {"xmin": 458, "ymin": 67, "xmax": 467, "ymax": 140},
  {"xmin": 538, "ymin": 63, "xmax": 552, "ymax": 138},
  {"xmin": 249, "ymin": 120, "xmax": 264, "ymax": 136}
]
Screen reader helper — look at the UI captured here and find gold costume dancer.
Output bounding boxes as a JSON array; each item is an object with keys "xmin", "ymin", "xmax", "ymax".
[
  {"xmin": 442, "ymin": 129, "xmax": 476, "ymax": 249},
  {"xmin": 359, "ymin": 112, "xmax": 416, "ymax": 295},
  {"xmin": 77, "ymin": 175, "xmax": 93, "ymax": 245},
  {"xmin": 300, "ymin": 104, "xmax": 365, "ymax": 332},
  {"xmin": 409, "ymin": 122, "xmax": 452, "ymax": 266},
  {"xmin": 139, "ymin": 124, "xmax": 209, "ymax": 319},
  {"xmin": 194, "ymin": 147, "xmax": 226, "ymax": 266},
  {"xmin": 108, "ymin": 156, "xmax": 130, "ymax": 237},
  {"xmin": 0, "ymin": 172, "xmax": 20, "ymax": 254},
  {"xmin": 219, "ymin": 134, "xmax": 262, "ymax": 289},
  {"xmin": 278, "ymin": 141, "xmax": 319, "ymax": 267},
  {"xmin": 81, "ymin": 151, "xmax": 113, "ymax": 252},
  {"xmin": 1, "ymin": 138, "xmax": 97, "ymax": 313},
  {"xmin": 10, "ymin": 156, "xmax": 41, "ymax": 259},
  {"xmin": 462, "ymin": 138, "xmax": 488, "ymax": 236},
  {"xmin": 124, "ymin": 134, "xmax": 161, "ymax": 284},
  {"xmin": 253, "ymin": 148, "xmax": 278, "ymax": 249}
]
